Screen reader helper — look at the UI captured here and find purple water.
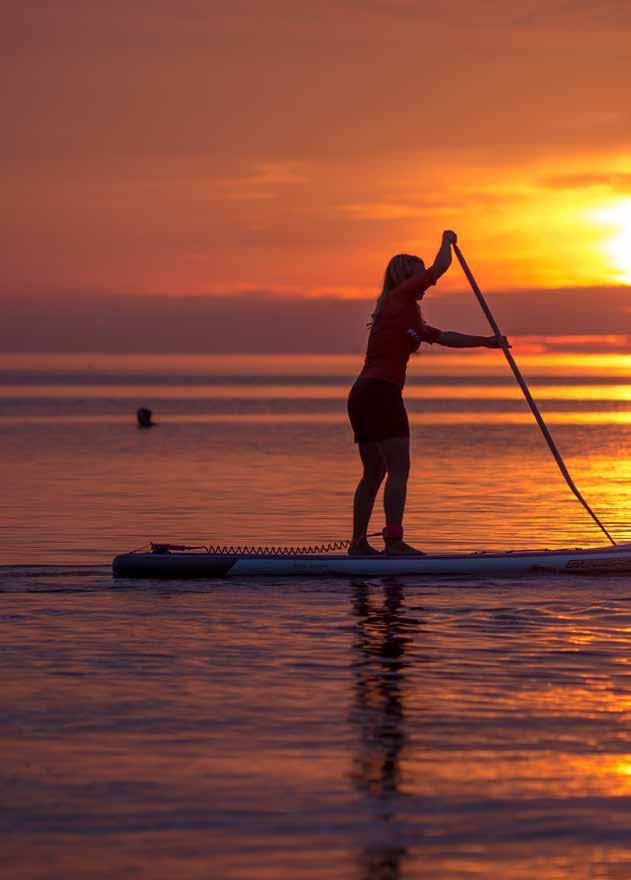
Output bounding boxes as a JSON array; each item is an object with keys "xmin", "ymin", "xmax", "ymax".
[{"xmin": 2, "ymin": 348, "xmax": 631, "ymax": 878}]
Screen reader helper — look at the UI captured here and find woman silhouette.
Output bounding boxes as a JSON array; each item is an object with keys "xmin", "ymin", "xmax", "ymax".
[{"xmin": 347, "ymin": 230, "xmax": 505, "ymax": 556}]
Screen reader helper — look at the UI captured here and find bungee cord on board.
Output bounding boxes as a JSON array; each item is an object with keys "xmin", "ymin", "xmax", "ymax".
[
  {"xmin": 131, "ymin": 532, "xmax": 386, "ymax": 557},
  {"xmin": 143, "ymin": 540, "xmax": 355, "ymax": 556}
]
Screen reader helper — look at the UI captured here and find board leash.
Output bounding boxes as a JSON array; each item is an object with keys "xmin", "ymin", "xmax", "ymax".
[
  {"xmin": 129, "ymin": 533, "xmax": 384, "ymax": 557},
  {"xmin": 142, "ymin": 539, "xmax": 351, "ymax": 556}
]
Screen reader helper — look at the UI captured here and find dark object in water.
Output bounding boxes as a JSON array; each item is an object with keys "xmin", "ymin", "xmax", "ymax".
[{"xmin": 137, "ymin": 407, "xmax": 155, "ymax": 428}]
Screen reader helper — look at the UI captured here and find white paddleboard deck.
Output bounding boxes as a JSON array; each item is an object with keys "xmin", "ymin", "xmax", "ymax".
[{"xmin": 112, "ymin": 543, "xmax": 631, "ymax": 579}]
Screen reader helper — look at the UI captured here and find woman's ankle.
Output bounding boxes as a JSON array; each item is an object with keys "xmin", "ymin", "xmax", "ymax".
[{"xmin": 382, "ymin": 524, "xmax": 404, "ymax": 543}]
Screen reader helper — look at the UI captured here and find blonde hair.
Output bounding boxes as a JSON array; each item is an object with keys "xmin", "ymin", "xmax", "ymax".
[{"xmin": 369, "ymin": 253, "xmax": 425, "ymax": 323}]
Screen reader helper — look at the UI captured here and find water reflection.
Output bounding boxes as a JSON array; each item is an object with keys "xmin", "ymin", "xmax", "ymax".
[{"xmin": 350, "ymin": 580, "xmax": 420, "ymax": 880}]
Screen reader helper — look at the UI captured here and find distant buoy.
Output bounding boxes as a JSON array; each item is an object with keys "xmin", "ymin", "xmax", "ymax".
[{"xmin": 137, "ymin": 407, "xmax": 156, "ymax": 428}]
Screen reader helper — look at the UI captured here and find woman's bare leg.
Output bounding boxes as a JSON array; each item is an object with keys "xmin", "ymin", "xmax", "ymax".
[
  {"xmin": 352, "ymin": 442, "xmax": 386, "ymax": 541},
  {"xmin": 380, "ymin": 436, "xmax": 423, "ymax": 554},
  {"xmin": 380, "ymin": 436, "xmax": 410, "ymax": 527}
]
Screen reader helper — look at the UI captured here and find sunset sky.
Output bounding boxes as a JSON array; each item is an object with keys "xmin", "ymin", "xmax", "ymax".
[{"xmin": 4, "ymin": 1, "xmax": 631, "ymax": 338}]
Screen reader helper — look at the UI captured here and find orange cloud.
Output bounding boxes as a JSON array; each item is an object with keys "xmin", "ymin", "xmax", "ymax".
[{"xmin": 2, "ymin": 2, "xmax": 631, "ymax": 303}]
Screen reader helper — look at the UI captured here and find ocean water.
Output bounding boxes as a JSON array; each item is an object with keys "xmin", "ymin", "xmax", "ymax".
[{"xmin": 3, "ymin": 342, "xmax": 631, "ymax": 879}]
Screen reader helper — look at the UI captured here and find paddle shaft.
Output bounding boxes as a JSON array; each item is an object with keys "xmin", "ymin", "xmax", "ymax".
[{"xmin": 453, "ymin": 243, "xmax": 616, "ymax": 546}]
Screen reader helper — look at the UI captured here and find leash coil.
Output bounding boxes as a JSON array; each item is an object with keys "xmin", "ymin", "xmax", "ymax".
[{"xmin": 147, "ymin": 539, "xmax": 352, "ymax": 557}]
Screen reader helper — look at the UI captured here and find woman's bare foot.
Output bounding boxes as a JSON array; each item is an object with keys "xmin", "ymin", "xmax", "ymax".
[
  {"xmin": 383, "ymin": 539, "xmax": 426, "ymax": 556},
  {"xmin": 348, "ymin": 537, "xmax": 381, "ymax": 556}
]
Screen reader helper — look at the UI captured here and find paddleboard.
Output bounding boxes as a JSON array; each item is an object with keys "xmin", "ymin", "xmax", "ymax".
[{"xmin": 112, "ymin": 543, "xmax": 631, "ymax": 579}]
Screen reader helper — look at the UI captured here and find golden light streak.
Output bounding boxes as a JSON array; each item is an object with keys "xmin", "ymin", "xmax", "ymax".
[
  {"xmin": 5, "ymin": 411, "xmax": 631, "ymax": 425},
  {"xmin": 6, "ymin": 383, "xmax": 631, "ymax": 400}
]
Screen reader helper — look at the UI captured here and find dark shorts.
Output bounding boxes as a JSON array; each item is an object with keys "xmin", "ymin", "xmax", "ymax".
[{"xmin": 347, "ymin": 378, "xmax": 409, "ymax": 444}]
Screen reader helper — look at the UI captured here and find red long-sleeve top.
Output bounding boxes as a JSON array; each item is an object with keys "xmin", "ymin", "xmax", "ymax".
[{"xmin": 358, "ymin": 267, "xmax": 442, "ymax": 389}]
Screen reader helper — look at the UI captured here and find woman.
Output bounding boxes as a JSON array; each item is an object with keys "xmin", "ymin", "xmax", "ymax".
[{"xmin": 347, "ymin": 230, "xmax": 506, "ymax": 556}]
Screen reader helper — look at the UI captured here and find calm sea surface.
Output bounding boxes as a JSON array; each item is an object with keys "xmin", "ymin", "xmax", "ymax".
[{"xmin": 3, "ymin": 342, "xmax": 631, "ymax": 879}]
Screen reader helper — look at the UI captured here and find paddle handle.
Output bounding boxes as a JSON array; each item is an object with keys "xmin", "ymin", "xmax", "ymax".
[{"xmin": 453, "ymin": 243, "xmax": 616, "ymax": 546}]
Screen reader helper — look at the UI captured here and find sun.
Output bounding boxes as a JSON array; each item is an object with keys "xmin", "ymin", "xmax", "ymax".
[{"xmin": 591, "ymin": 199, "xmax": 631, "ymax": 283}]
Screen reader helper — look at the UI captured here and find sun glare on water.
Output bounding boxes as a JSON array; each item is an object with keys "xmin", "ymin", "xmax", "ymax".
[{"xmin": 592, "ymin": 199, "xmax": 631, "ymax": 283}]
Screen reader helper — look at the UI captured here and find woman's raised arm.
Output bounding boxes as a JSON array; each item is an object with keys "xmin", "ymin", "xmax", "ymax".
[{"xmin": 429, "ymin": 229, "xmax": 457, "ymax": 280}]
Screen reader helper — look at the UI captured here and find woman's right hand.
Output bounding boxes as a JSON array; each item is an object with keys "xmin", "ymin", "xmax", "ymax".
[
  {"xmin": 485, "ymin": 335, "xmax": 510, "ymax": 349},
  {"xmin": 442, "ymin": 229, "xmax": 457, "ymax": 246}
]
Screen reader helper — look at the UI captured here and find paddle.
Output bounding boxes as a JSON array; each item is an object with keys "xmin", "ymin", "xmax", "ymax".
[{"xmin": 453, "ymin": 243, "xmax": 616, "ymax": 546}]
